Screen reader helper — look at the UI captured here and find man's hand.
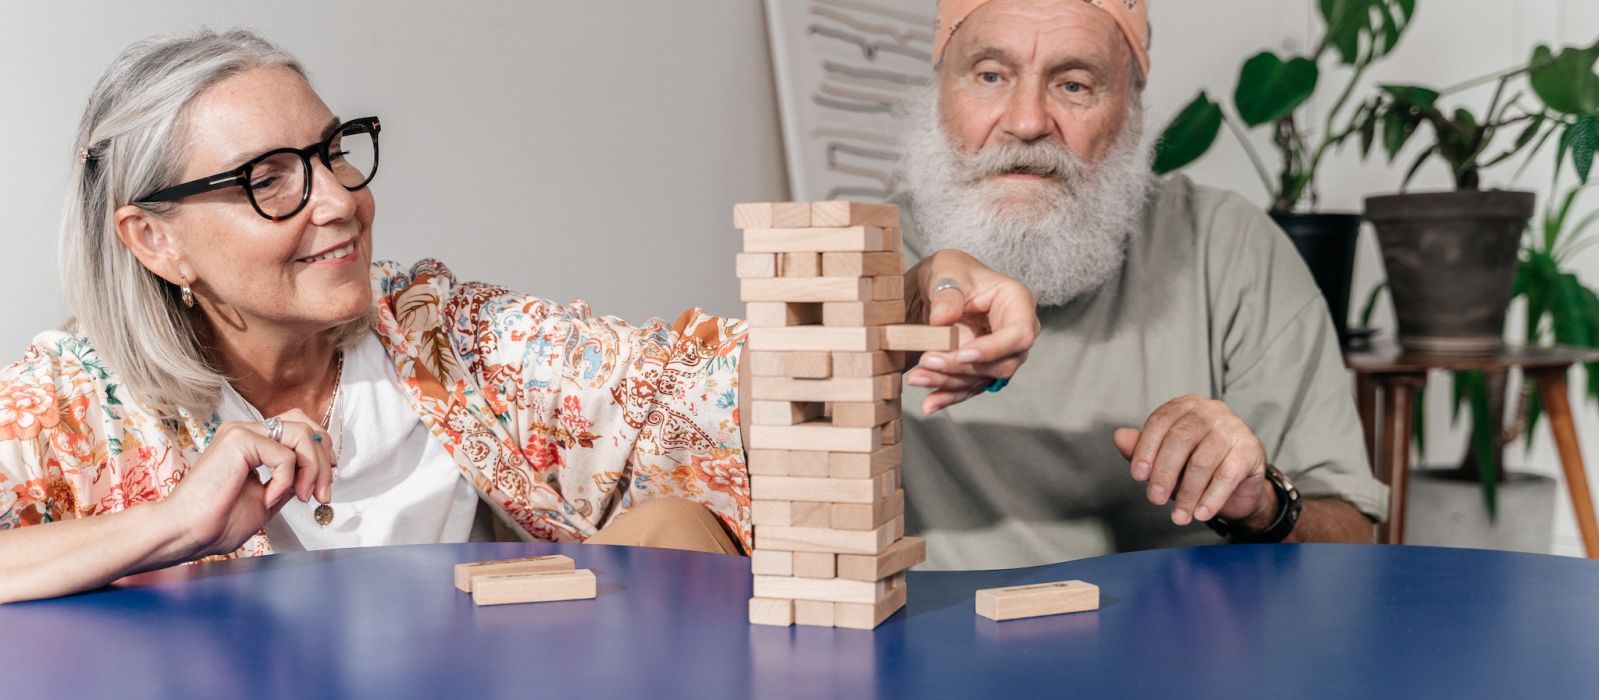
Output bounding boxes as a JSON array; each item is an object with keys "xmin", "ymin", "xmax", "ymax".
[
  {"xmin": 903, "ymin": 249, "xmax": 1039, "ymax": 415},
  {"xmin": 1112, "ymin": 395, "xmax": 1276, "ymax": 527}
]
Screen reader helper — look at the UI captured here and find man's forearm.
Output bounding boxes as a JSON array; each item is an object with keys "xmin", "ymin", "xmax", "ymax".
[{"xmin": 1284, "ymin": 497, "xmax": 1376, "ymax": 544}]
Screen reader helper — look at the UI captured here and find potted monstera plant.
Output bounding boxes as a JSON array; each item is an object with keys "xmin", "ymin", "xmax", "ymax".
[{"xmin": 1155, "ymin": 0, "xmax": 1415, "ymax": 344}]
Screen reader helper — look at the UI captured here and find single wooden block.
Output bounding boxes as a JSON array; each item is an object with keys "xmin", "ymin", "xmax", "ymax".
[
  {"xmin": 748, "ymin": 375, "xmax": 897, "ymax": 404},
  {"xmin": 837, "ymin": 536, "xmax": 925, "ymax": 581},
  {"xmin": 749, "ymin": 597, "xmax": 795, "ymax": 626},
  {"xmin": 882, "ymin": 325, "xmax": 960, "ymax": 352},
  {"xmin": 748, "ymin": 351, "xmax": 789, "ymax": 377},
  {"xmin": 831, "ymin": 351, "xmax": 906, "ymax": 377},
  {"xmin": 747, "ymin": 326, "xmax": 881, "ymax": 352},
  {"xmin": 734, "ymin": 202, "xmax": 774, "ymax": 229},
  {"xmin": 881, "ymin": 418, "xmax": 902, "ymax": 445},
  {"xmin": 831, "ymin": 488, "xmax": 904, "ymax": 531},
  {"xmin": 453, "ymin": 554, "xmax": 575, "ymax": 593},
  {"xmin": 752, "ymin": 573, "xmax": 901, "ymax": 604},
  {"xmin": 755, "ymin": 519, "xmax": 899, "ymax": 555},
  {"xmin": 741, "ymin": 277, "xmax": 871, "ymax": 303},
  {"xmin": 472, "ymin": 569, "xmax": 597, "ymax": 606},
  {"xmin": 772, "ymin": 202, "xmax": 812, "ymax": 228},
  {"xmin": 779, "ymin": 252, "xmax": 821, "ymax": 278},
  {"xmin": 736, "ymin": 253, "xmax": 777, "ymax": 279},
  {"xmin": 750, "ymin": 471, "xmax": 894, "ymax": 504},
  {"xmin": 811, "ymin": 200, "xmax": 900, "ymax": 228},
  {"xmin": 829, "ymin": 444, "xmax": 902, "ymax": 479},
  {"xmin": 785, "ymin": 352, "xmax": 832, "ymax": 378},
  {"xmin": 822, "ymin": 251, "xmax": 904, "ymax": 278},
  {"xmin": 792, "ymin": 551, "xmax": 837, "ymax": 579},
  {"xmin": 824, "ymin": 300, "xmax": 907, "ymax": 327},
  {"xmin": 750, "ymin": 400, "xmax": 824, "ymax": 426},
  {"xmin": 751, "ymin": 549, "xmax": 794, "ymax": 576},
  {"xmin": 747, "ymin": 449, "xmax": 830, "ymax": 477},
  {"xmin": 883, "ymin": 227, "xmax": 903, "ymax": 252},
  {"xmin": 834, "ymin": 576, "xmax": 908, "ymax": 630},
  {"xmin": 831, "ymin": 399, "xmax": 899, "ymax": 428},
  {"xmin": 743, "ymin": 227, "xmax": 886, "ymax": 253},
  {"xmin": 871, "ymin": 276, "xmax": 905, "ymax": 301},
  {"xmin": 974, "ymin": 580, "xmax": 1100, "ymax": 621},
  {"xmin": 745, "ymin": 302, "xmax": 822, "ymax": 327},
  {"xmin": 749, "ymin": 421, "xmax": 882, "ymax": 454},
  {"xmin": 794, "ymin": 599, "xmax": 837, "ymax": 628},
  {"xmin": 752, "ymin": 500, "xmax": 794, "ymax": 526}
]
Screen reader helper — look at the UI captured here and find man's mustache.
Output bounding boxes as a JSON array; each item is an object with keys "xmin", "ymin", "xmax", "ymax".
[{"xmin": 958, "ymin": 141, "xmax": 1086, "ymax": 183}]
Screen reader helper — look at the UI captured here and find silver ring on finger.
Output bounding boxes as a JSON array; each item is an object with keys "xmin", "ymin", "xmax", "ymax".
[
  {"xmin": 263, "ymin": 417, "xmax": 284, "ymax": 443},
  {"xmin": 931, "ymin": 278, "xmax": 963, "ymax": 295}
]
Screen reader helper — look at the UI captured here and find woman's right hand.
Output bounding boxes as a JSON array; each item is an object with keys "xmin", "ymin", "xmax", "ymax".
[{"xmin": 157, "ymin": 410, "xmax": 335, "ymax": 559}]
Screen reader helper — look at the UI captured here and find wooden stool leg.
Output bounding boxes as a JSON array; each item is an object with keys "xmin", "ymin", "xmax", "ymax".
[
  {"xmin": 1375, "ymin": 378, "xmax": 1420, "ymax": 545},
  {"xmin": 1357, "ymin": 374, "xmax": 1378, "ymax": 469},
  {"xmin": 1532, "ymin": 368, "xmax": 1598, "ymax": 559}
]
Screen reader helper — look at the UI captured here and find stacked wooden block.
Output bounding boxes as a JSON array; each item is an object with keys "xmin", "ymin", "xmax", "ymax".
[{"xmin": 736, "ymin": 200, "xmax": 953, "ymax": 630}]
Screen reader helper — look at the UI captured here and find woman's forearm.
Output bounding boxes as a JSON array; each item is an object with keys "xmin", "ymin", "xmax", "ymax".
[{"xmin": 0, "ymin": 501, "xmax": 197, "ymax": 604}]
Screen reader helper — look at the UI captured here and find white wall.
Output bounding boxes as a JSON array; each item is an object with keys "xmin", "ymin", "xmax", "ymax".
[
  {"xmin": 0, "ymin": 0, "xmax": 787, "ymax": 356},
  {"xmin": 1146, "ymin": 0, "xmax": 1599, "ymax": 557}
]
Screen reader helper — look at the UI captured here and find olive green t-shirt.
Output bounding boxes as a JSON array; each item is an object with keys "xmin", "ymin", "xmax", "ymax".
[{"xmin": 898, "ymin": 175, "xmax": 1388, "ymax": 570}]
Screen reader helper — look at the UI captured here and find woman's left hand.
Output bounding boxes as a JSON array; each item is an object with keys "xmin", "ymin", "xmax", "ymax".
[{"xmin": 904, "ymin": 249, "xmax": 1039, "ymax": 415}]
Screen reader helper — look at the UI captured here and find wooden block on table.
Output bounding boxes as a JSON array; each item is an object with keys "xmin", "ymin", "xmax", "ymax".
[
  {"xmin": 811, "ymin": 200, "xmax": 900, "ymax": 228},
  {"xmin": 752, "ymin": 500, "xmax": 829, "ymax": 527},
  {"xmin": 822, "ymin": 251, "xmax": 904, "ymax": 278},
  {"xmin": 453, "ymin": 554, "xmax": 575, "ymax": 593},
  {"xmin": 871, "ymin": 276, "xmax": 905, "ymax": 301},
  {"xmin": 752, "ymin": 572, "xmax": 902, "ymax": 604},
  {"xmin": 794, "ymin": 599, "xmax": 837, "ymax": 627},
  {"xmin": 736, "ymin": 253, "xmax": 777, "ymax": 279},
  {"xmin": 786, "ymin": 352, "xmax": 831, "ymax": 378},
  {"xmin": 779, "ymin": 252, "xmax": 821, "ymax": 278},
  {"xmin": 831, "ymin": 488, "xmax": 904, "ymax": 531},
  {"xmin": 884, "ymin": 227, "xmax": 902, "ymax": 252},
  {"xmin": 747, "ymin": 449, "xmax": 830, "ymax": 477},
  {"xmin": 472, "ymin": 569, "xmax": 596, "ymax": 606},
  {"xmin": 750, "ymin": 471, "xmax": 895, "ymax": 504},
  {"xmin": 830, "ymin": 399, "xmax": 899, "ymax": 428},
  {"xmin": 882, "ymin": 325, "xmax": 959, "ymax": 352},
  {"xmin": 755, "ymin": 519, "xmax": 899, "ymax": 555},
  {"xmin": 748, "ymin": 351, "xmax": 789, "ymax": 377},
  {"xmin": 743, "ymin": 227, "xmax": 885, "ymax": 253},
  {"xmin": 741, "ymin": 277, "xmax": 871, "ymax": 303},
  {"xmin": 829, "ymin": 443, "xmax": 902, "ymax": 479},
  {"xmin": 749, "ymin": 597, "xmax": 795, "ymax": 626},
  {"xmin": 745, "ymin": 302, "xmax": 822, "ymax": 328},
  {"xmin": 749, "ymin": 421, "xmax": 883, "ymax": 454},
  {"xmin": 733, "ymin": 202, "xmax": 773, "ymax": 229},
  {"xmin": 831, "ymin": 351, "xmax": 906, "ymax": 377},
  {"xmin": 837, "ymin": 536, "xmax": 925, "ymax": 581},
  {"xmin": 974, "ymin": 580, "xmax": 1100, "ymax": 621},
  {"xmin": 747, "ymin": 326, "xmax": 881, "ymax": 352},
  {"xmin": 748, "ymin": 375, "xmax": 897, "ymax": 403},
  {"xmin": 824, "ymin": 300, "xmax": 906, "ymax": 327},
  {"xmin": 750, "ymin": 549, "xmax": 794, "ymax": 576},
  {"xmin": 834, "ymin": 576, "xmax": 908, "ymax": 630},
  {"xmin": 881, "ymin": 418, "xmax": 902, "ymax": 445},
  {"xmin": 750, "ymin": 400, "xmax": 824, "ymax": 426},
  {"xmin": 792, "ymin": 551, "xmax": 837, "ymax": 579},
  {"xmin": 772, "ymin": 202, "xmax": 812, "ymax": 228}
]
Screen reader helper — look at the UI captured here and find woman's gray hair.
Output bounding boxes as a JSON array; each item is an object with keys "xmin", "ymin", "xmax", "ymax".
[{"xmin": 60, "ymin": 28, "xmax": 367, "ymax": 419}]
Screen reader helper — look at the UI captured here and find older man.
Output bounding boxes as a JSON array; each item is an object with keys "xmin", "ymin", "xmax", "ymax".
[{"xmin": 897, "ymin": 0, "xmax": 1387, "ymax": 569}]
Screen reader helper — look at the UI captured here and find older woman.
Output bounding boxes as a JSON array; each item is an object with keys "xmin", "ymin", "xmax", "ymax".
[{"xmin": 0, "ymin": 30, "xmax": 1037, "ymax": 603}]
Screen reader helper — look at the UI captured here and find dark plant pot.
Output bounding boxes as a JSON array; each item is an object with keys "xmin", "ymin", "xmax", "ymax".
[
  {"xmin": 1269, "ymin": 211, "xmax": 1361, "ymax": 344},
  {"xmin": 1363, "ymin": 189, "xmax": 1534, "ymax": 356}
]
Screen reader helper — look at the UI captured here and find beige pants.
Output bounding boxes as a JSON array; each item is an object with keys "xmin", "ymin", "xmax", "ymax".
[{"xmin": 584, "ymin": 497, "xmax": 741, "ymax": 555}]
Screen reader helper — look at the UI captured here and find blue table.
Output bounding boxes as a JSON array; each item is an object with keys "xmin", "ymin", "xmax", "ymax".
[{"xmin": 0, "ymin": 543, "xmax": 1592, "ymax": 699}]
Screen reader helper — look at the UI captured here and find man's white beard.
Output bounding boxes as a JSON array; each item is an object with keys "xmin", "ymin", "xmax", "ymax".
[{"xmin": 901, "ymin": 85, "xmax": 1156, "ymax": 306}]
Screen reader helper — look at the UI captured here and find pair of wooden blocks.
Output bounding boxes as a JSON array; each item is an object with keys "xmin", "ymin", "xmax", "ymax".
[
  {"xmin": 453, "ymin": 554, "xmax": 596, "ymax": 606},
  {"xmin": 736, "ymin": 200, "xmax": 953, "ymax": 631}
]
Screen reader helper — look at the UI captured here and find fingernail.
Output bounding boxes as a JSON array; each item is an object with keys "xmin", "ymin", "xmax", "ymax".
[
  {"xmin": 1132, "ymin": 460, "xmax": 1151, "ymax": 481},
  {"xmin": 920, "ymin": 355, "xmax": 947, "ymax": 371},
  {"xmin": 1149, "ymin": 484, "xmax": 1167, "ymax": 504},
  {"xmin": 957, "ymin": 349, "xmax": 981, "ymax": 363},
  {"xmin": 908, "ymin": 374, "xmax": 930, "ymax": 387},
  {"xmin": 1172, "ymin": 508, "xmax": 1190, "ymax": 525},
  {"xmin": 1195, "ymin": 506, "xmax": 1213, "ymax": 521}
]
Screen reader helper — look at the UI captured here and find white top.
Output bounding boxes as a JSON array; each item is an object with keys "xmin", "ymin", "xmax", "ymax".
[{"xmin": 218, "ymin": 332, "xmax": 483, "ymax": 551}]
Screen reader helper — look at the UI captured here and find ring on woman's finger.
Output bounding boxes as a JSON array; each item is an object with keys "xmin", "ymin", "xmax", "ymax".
[{"xmin": 263, "ymin": 417, "xmax": 284, "ymax": 443}]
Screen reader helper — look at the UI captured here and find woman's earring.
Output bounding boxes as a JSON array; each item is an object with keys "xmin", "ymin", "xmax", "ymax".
[{"xmin": 179, "ymin": 275, "xmax": 195, "ymax": 309}]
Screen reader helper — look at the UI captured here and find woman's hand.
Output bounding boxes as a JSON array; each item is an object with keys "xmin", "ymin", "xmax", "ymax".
[
  {"xmin": 159, "ymin": 410, "xmax": 334, "ymax": 558},
  {"xmin": 904, "ymin": 249, "xmax": 1039, "ymax": 415}
]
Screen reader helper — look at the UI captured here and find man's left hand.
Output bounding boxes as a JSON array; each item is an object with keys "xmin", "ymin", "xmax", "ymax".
[
  {"xmin": 904, "ymin": 250, "xmax": 1039, "ymax": 415},
  {"xmin": 1112, "ymin": 395, "xmax": 1275, "ymax": 527}
]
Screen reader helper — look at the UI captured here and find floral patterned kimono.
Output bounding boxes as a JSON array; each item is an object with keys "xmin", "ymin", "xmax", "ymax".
[{"xmin": 0, "ymin": 259, "xmax": 752, "ymax": 558}]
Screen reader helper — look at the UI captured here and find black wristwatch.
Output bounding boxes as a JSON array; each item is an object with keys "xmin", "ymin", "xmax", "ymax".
[{"xmin": 1204, "ymin": 464, "xmax": 1301, "ymax": 543}]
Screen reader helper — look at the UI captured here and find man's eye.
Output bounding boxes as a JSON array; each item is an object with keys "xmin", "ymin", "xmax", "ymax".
[
  {"xmin": 978, "ymin": 72, "xmax": 1002, "ymax": 84},
  {"xmin": 1063, "ymin": 81, "xmax": 1085, "ymax": 93}
]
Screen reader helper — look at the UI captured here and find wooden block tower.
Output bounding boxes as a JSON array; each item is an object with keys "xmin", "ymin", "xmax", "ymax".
[{"xmin": 735, "ymin": 200, "xmax": 955, "ymax": 630}]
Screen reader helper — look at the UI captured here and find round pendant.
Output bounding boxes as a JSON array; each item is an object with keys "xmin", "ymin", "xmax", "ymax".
[{"xmin": 314, "ymin": 503, "xmax": 334, "ymax": 526}]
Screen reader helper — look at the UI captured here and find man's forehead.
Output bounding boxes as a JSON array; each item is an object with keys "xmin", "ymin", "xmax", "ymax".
[{"xmin": 951, "ymin": 2, "xmax": 1124, "ymax": 70}]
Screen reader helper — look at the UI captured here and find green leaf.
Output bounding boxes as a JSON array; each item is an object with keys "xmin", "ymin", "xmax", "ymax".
[
  {"xmin": 1358, "ymin": 101, "xmax": 1380, "ymax": 158},
  {"xmin": 1234, "ymin": 52, "xmax": 1320, "ymax": 127},
  {"xmin": 1528, "ymin": 43, "xmax": 1599, "ymax": 116},
  {"xmin": 1381, "ymin": 84, "xmax": 1440, "ymax": 109},
  {"xmin": 1562, "ymin": 115, "xmax": 1597, "ymax": 184},
  {"xmin": 1464, "ymin": 371, "xmax": 1499, "ymax": 519},
  {"xmin": 1319, "ymin": 0, "xmax": 1367, "ymax": 64},
  {"xmin": 1358, "ymin": 281, "xmax": 1388, "ymax": 328},
  {"xmin": 1153, "ymin": 92, "xmax": 1224, "ymax": 174}
]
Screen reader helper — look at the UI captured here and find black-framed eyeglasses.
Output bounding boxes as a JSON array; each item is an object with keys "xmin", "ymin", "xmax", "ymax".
[{"xmin": 137, "ymin": 116, "xmax": 381, "ymax": 221}]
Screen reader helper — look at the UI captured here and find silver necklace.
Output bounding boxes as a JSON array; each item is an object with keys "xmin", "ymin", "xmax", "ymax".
[{"xmin": 237, "ymin": 351, "xmax": 345, "ymax": 526}]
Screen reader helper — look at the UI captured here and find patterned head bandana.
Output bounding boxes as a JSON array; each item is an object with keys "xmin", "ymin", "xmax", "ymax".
[{"xmin": 933, "ymin": 0, "xmax": 1150, "ymax": 78}]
